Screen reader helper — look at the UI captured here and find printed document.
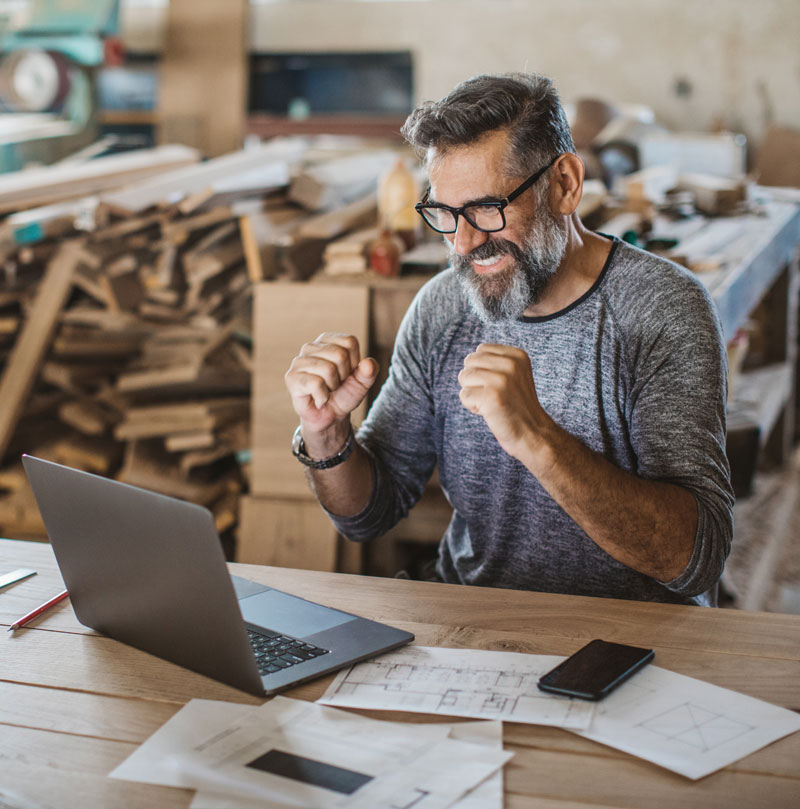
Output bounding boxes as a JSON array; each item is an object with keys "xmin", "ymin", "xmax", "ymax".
[
  {"xmin": 318, "ymin": 645, "xmax": 595, "ymax": 729},
  {"xmin": 189, "ymin": 720, "xmax": 505, "ymax": 809},
  {"xmin": 111, "ymin": 696, "xmax": 512, "ymax": 808}
]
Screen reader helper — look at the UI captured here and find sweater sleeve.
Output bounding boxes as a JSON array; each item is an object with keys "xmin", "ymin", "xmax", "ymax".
[
  {"xmin": 326, "ymin": 275, "xmax": 450, "ymax": 541},
  {"xmin": 621, "ymin": 265, "xmax": 735, "ymax": 598}
]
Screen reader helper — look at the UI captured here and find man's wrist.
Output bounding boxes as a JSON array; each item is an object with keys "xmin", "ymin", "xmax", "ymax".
[
  {"xmin": 512, "ymin": 417, "xmax": 561, "ymax": 479},
  {"xmin": 292, "ymin": 422, "xmax": 355, "ymax": 469}
]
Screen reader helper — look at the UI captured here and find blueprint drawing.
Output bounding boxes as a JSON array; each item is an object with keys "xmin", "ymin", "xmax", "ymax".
[
  {"xmin": 573, "ymin": 664, "xmax": 800, "ymax": 779},
  {"xmin": 318, "ymin": 646, "xmax": 595, "ymax": 729}
]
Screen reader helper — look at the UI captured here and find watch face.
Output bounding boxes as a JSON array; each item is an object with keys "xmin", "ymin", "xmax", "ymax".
[{"xmin": 291, "ymin": 427, "xmax": 305, "ymax": 457}]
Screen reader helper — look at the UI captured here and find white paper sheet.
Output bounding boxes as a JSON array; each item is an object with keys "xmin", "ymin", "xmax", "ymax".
[
  {"xmin": 445, "ymin": 721, "xmax": 504, "ymax": 809},
  {"xmin": 112, "ymin": 696, "xmax": 511, "ymax": 809},
  {"xmin": 317, "ymin": 646, "xmax": 595, "ymax": 729},
  {"xmin": 189, "ymin": 720, "xmax": 505, "ymax": 809},
  {"xmin": 109, "ymin": 699, "xmax": 254, "ymax": 788},
  {"xmin": 572, "ymin": 664, "xmax": 800, "ymax": 779},
  {"xmin": 167, "ymin": 696, "xmax": 512, "ymax": 809}
]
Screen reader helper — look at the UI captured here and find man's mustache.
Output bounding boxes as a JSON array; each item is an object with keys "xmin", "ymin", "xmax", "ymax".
[{"xmin": 451, "ymin": 238, "xmax": 525, "ymax": 266}]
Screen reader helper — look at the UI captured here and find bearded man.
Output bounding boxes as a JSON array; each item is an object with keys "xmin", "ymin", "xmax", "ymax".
[{"xmin": 284, "ymin": 73, "xmax": 734, "ymax": 606}]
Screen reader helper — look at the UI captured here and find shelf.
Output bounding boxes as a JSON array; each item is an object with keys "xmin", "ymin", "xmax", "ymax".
[
  {"xmin": 246, "ymin": 114, "xmax": 407, "ymax": 140},
  {"xmin": 727, "ymin": 362, "xmax": 794, "ymax": 448}
]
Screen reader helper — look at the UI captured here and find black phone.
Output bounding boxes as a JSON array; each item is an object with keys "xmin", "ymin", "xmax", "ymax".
[{"xmin": 537, "ymin": 639, "xmax": 654, "ymax": 701}]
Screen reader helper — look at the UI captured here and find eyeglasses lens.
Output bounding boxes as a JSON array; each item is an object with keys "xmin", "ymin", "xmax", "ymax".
[{"xmin": 420, "ymin": 204, "xmax": 504, "ymax": 233}]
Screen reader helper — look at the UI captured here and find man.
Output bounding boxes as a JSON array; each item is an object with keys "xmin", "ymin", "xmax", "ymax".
[{"xmin": 284, "ymin": 73, "xmax": 734, "ymax": 606}]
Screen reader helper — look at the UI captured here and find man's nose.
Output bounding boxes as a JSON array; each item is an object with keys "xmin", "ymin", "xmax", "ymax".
[{"xmin": 449, "ymin": 216, "xmax": 489, "ymax": 256}]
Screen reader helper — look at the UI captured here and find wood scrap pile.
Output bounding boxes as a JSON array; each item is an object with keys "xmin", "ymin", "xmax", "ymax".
[{"xmin": 0, "ymin": 136, "xmax": 411, "ymax": 543}]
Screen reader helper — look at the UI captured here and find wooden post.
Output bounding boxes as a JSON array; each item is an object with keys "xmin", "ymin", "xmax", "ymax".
[{"xmin": 157, "ymin": 0, "xmax": 248, "ymax": 157}]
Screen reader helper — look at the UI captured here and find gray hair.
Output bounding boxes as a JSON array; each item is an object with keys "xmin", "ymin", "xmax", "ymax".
[{"xmin": 401, "ymin": 73, "xmax": 575, "ymax": 182}]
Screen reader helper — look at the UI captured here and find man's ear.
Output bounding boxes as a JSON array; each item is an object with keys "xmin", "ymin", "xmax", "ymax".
[{"xmin": 549, "ymin": 153, "xmax": 585, "ymax": 216}]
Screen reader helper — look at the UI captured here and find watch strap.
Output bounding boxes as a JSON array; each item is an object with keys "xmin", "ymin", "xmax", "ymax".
[{"xmin": 292, "ymin": 425, "xmax": 355, "ymax": 469}]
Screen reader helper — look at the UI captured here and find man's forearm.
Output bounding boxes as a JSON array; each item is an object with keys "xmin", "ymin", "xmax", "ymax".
[
  {"xmin": 517, "ymin": 419, "xmax": 697, "ymax": 582},
  {"xmin": 306, "ymin": 442, "xmax": 374, "ymax": 518}
]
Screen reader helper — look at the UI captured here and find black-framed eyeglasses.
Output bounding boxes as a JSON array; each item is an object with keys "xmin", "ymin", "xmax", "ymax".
[{"xmin": 414, "ymin": 154, "xmax": 560, "ymax": 234}]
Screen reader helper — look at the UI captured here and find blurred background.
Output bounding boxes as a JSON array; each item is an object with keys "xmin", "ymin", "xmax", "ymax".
[{"xmin": 0, "ymin": 0, "xmax": 798, "ymax": 613}]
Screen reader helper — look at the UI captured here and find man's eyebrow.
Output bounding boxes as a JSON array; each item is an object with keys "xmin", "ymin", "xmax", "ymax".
[{"xmin": 424, "ymin": 192, "xmax": 503, "ymax": 207}]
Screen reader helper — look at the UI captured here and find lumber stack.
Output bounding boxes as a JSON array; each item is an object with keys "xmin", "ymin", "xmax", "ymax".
[
  {"xmin": 0, "ymin": 137, "xmax": 414, "ymax": 545},
  {"xmin": 0, "ymin": 210, "xmax": 254, "ymax": 541}
]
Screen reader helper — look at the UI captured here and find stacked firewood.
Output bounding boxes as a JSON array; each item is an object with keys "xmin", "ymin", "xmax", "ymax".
[{"xmin": 0, "ymin": 138, "xmax": 407, "ymax": 543}]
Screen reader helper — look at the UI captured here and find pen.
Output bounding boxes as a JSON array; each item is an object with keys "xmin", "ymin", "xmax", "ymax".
[
  {"xmin": 7, "ymin": 589, "xmax": 69, "ymax": 631},
  {"xmin": 0, "ymin": 568, "xmax": 36, "ymax": 591}
]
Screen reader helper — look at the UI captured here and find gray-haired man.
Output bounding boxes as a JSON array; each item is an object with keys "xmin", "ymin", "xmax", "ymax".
[{"xmin": 284, "ymin": 73, "xmax": 734, "ymax": 605}]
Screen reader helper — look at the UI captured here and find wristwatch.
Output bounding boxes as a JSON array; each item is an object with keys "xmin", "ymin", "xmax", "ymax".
[{"xmin": 291, "ymin": 425, "xmax": 355, "ymax": 469}]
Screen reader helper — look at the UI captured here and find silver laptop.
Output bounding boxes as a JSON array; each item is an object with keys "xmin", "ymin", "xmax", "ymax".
[{"xmin": 22, "ymin": 454, "xmax": 413, "ymax": 696}]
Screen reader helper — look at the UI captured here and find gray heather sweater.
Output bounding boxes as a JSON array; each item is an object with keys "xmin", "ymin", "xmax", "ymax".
[{"xmin": 330, "ymin": 238, "xmax": 735, "ymax": 606}]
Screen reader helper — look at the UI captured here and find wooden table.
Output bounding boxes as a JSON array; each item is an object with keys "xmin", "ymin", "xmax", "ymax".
[{"xmin": 1, "ymin": 537, "xmax": 799, "ymax": 808}]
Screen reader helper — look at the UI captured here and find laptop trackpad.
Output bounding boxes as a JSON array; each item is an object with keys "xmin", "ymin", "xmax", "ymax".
[{"xmin": 239, "ymin": 590, "xmax": 355, "ymax": 638}]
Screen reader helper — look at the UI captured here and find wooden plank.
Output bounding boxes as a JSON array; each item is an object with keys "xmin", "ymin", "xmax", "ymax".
[
  {"xmin": 100, "ymin": 141, "xmax": 298, "ymax": 215},
  {"xmin": 165, "ymin": 430, "xmax": 216, "ymax": 453},
  {"xmin": 288, "ymin": 150, "xmax": 397, "ymax": 212},
  {"xmin": 0, "ymin": 145, "xmax": 200, "ymax": 213},
  {"xmin": 90, "ymin": 211, "xmax": 166, "ymax": 243},
  {"xmin": 101, "ymin": 267, "xmax": 147, "ymax": 313},
  {"xmin": 57, "ymin": 398, "xmax": 118, "ymax": 435},
  {"xmin": 117, "ymin": 442, "xmax": 233, "ymax": 506},
  {"xmin": 296, "ymin": 191, "xmax": 377, "ymax": 240},
  {"xmin": 237, "ymin": 495, "xmax": 339, "ymax": 571},
  {"xmin": 239, "ymin": 214, "xmax": 264, "ymax": 283},
  {"xmin": 0, "ymin": 241, "xmax": 80, "ymax": 461},
  {"xmin": 115, "ymin": 398, "xmax": 248, "ymax": 440},
  {"xmin": 161, "ymin": 207, "xmax": 233, "ymax": 246},
  {"xmin": 250, "ymin": 281, "xmax": 369, "ymax": 497},
  {"xmin": 47, "ymin": 434, "xmax": 121, "ymax": 476}
]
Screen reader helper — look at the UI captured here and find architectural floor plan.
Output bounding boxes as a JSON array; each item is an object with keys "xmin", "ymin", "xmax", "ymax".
[{"xmin": 319, "ymin": 646, "xmax": 595, "ymax": 729}]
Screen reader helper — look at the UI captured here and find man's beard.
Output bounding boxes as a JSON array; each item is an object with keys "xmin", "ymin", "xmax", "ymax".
[{"xmin": 451, "ymin": 205, "xmax": 568, "ymax": 323}]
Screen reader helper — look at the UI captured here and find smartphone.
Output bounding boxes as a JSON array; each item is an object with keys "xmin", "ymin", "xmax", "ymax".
[{"xmin": 537, "ymin": 639, "xmax": 654, "ymax": 701}]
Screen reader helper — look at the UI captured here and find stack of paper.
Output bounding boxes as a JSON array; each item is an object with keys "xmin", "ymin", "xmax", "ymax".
[{"xmin": 111, "ymin": 696, "xmax": 510, "ymax": 808}]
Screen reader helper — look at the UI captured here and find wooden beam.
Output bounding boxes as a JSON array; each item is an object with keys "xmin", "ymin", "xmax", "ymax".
[
  {"xmin": 0, "ymin": 241, "xmax": 81, "ymax": 461},
  {"xmin": 157, "ymin": 0, "xmax": 248, "ymax": 157}
]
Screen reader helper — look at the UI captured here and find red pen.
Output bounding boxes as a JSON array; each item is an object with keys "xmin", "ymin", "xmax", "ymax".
[{"xmin": 7, "ymin": 589, "xmax": 69, "ymax": 631}]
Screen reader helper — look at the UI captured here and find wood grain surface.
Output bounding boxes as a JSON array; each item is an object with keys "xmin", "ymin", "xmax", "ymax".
[{"xmin": 1, "ymin": 538, "xmax": 798, "ymax": 809}]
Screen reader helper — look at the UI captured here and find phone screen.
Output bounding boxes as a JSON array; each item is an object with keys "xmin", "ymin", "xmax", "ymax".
[{"xmin": 537, "ymin": 639, "xmax": 654, "ymax": 700}]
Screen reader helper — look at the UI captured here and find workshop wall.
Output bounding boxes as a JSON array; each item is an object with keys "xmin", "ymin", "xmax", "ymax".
[{"xmin": 119, "ymin": 0, "xmax": 800, "ymax": 147}]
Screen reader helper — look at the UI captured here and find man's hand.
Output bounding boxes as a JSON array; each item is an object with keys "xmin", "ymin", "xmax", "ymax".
[
  {"xmin": 459, "ymin": 342, "xmax": 697, "ymax": 581},
  {"xmin": 458, "ymin": 343, "xmax": 550, "ymax": 461},
  {"xmin": 285, "ymin": 333, "xmax": 379, "ymax": 453}
]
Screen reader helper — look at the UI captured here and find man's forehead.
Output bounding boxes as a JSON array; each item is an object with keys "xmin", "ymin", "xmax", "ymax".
[
  {"xmin": 426, "ymin": 129, "xmax": 511, "ymax": 170},
  {"xmin": 427, "ymin": 131, "xmax": 515, "ymax": 202}
]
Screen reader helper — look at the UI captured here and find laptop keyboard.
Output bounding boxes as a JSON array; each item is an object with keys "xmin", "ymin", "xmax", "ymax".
[{"xmin": 248, "ymin": 628, "xmax": 329, "ymax": 676}]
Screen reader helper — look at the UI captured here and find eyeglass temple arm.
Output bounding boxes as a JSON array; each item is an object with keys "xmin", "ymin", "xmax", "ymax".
[{"xmin": 505, "ymin": 155, "xmax": 561, "ymax": 204}]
